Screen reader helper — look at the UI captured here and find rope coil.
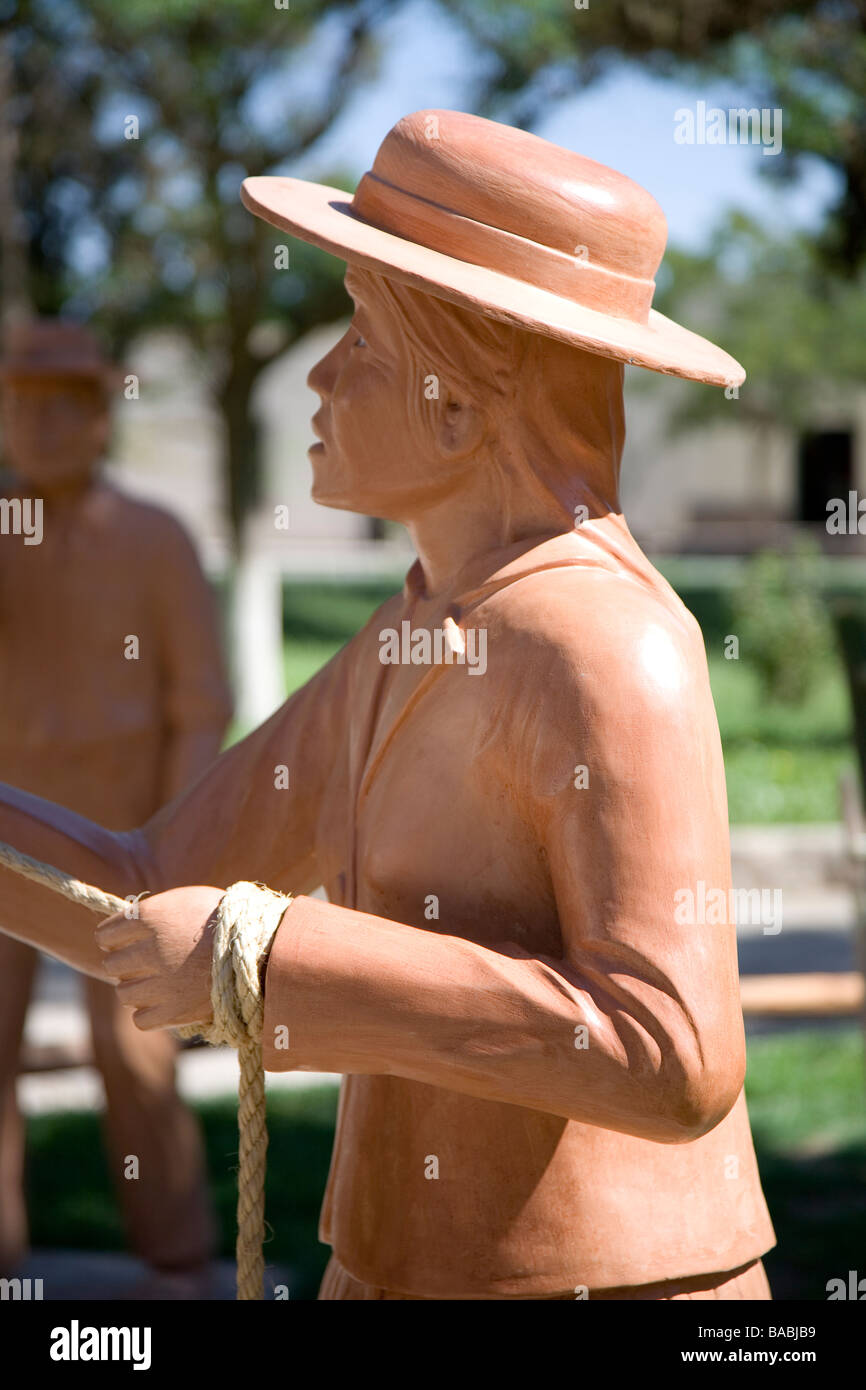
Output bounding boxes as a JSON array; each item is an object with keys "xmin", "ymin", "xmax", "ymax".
[{"xmin": 0, "ymin": 839, "xmax": 291, "ymax": 1301}]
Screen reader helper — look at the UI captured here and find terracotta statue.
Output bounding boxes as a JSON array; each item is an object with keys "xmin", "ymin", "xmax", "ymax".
[
  {"xmin": 0, "ymin": 113, "xmax": 775, "ymax": 1299},
  {"xmin": 0, "ymin": 320, "xmax": 233, "ymax": 1291}
]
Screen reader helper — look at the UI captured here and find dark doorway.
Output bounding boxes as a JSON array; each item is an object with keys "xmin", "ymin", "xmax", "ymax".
[{"xmin": 797, "ymin": 429, "xmax": 854, "ymax": 523}]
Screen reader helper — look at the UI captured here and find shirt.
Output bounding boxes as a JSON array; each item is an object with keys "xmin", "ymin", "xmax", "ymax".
[
  {"xmin": 134, "ymin": 522, "xmax": 775, "ymax": 1297},
  {"xmin": 0, "ymin": 479, "xmax": 232, "ymax": 824}
]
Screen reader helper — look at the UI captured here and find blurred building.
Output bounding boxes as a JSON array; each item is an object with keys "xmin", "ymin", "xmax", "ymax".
[{"xmin": 621, "ymin": 375, "xmax": 866, "ymax": 557}]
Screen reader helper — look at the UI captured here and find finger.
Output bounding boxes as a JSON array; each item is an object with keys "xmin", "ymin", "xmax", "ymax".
[
  {"xmin": 96, "ymin": 916, "xmax": 149, "ymax": 950},
  {"xmin": 116, "ymin": 977, "xmax": 163, "ymax": 1010},
  {"xmin": 97, "ymin": 941, "xmax": 156, "ymax": 982},
  {"xmin": 131, "ymin": 1003, "xmax": 190, "ymax": 1033},
  {"xmin": 131, "ymin": 1005, "xmax": 167, "ymax": 1033}
]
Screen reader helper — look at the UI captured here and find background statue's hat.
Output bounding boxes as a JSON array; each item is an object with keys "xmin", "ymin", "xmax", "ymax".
[
  {"xmin": 0, "ymin": 318, "xmax": 117, "ymax": 385},
  {"xmin": 241, "ymin": 109, "xmax": 744, "ymax": 388}
]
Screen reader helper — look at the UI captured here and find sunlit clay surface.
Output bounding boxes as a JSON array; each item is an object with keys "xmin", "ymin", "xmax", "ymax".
[{"xmin": 637, "ymin": 624, "xmax": 686, "ymax": 694}]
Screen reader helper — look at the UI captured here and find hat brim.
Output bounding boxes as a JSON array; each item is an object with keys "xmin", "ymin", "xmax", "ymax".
[{"xmin": 241, "ymin": 176, "xmax": 745, "ymax": 388}]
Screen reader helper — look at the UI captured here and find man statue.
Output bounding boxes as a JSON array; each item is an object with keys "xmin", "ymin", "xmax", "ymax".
[
  {"xmin": 0, "ymin": 319, "xmax": 233, "ymax": 1293},
  {"xmin": 0, "ymin": 113, "xmax": 775, "ymax": 1299}
]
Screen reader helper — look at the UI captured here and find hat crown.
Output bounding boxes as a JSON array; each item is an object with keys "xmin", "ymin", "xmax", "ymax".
[
  {"xmin": 352, "ymin": 109, "xmax": 668, "ymax": 322},
  {"xmin": 238, "ymin": 107, "xmax": 744, "ymax": 385}
]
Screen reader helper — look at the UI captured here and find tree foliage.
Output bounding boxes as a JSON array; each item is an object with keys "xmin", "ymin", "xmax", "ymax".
[
  {"xmin": 649, "ymin": 214, "xmax": 866, "ymax": 430},
  {"xmin": 1, "ymin": 0, "xmax": 398, "ymax": 537},
  {"xmin": 447, "ymin": 0, "xmax": 866, "ymax": 275},
  {"xmin": 2, "ymin": 0, "xmax": 864, "ymax": 541}
]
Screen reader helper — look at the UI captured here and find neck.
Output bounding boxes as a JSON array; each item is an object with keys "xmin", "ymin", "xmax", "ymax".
[
  {"xmin": 11, "ymin": 470, "xmax": 96, "ymax": 512},
  {"xmin": 406, "ymin": 500, "xmax": 535, "ymax": 600},
  {"xmin": 405, "ymin": 449, "xmax": 620, "ymax": 599}
]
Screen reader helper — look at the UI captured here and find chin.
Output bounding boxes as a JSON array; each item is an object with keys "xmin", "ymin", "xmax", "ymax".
[
  {"xmin": 312, "ymin": 482, "xmax": 377, "ymax": 515},
  {"xmin": 310, "ymin": 462, "xmax": 371, "ymax": 515},
  {"xmin": 309, "ymin": 453, "xmax": 409, "ymax": 520}
]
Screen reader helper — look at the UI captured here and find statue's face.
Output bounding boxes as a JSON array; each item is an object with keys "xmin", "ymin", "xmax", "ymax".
[
  {"xmin": 1, "ymin": 376, "xmax": 108, "ymax": 491},
  {"xmin": 306, "ymin": 270, "xmax": 479, "ymax": 521}
]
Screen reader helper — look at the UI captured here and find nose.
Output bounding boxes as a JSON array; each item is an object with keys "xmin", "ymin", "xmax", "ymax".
[{"xmin": 306, "ymin": 328, "xmax": 352, "ymax": 399}]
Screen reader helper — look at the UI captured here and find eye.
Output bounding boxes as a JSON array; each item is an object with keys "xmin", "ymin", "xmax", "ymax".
[{"xmin": 353, "ymin": 334, "xmax": 367, "ymax": 348}]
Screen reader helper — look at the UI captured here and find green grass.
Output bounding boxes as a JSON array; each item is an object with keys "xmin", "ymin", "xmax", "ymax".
[
  {"xmin": 709, "ymin": 657, "xmax": 851, "ymax": 746},
  {"xmin": 745, "ymin": 1027, "xmax": 866, "ymax": 1153},
  {"xmin": 745, "ymin": 1027, "xmax": 866, "ymax": 1301},
  {"xmin": 722, "ymin": 745, "xmax": 853, "ymax": 823},
  {"xmin": 281, "ymin": 580, "xmax": 399, "ymax": 644},
  {"xmin": 23, "ymin": 1027, "xmax": 866, "ymax": 1299},
  {"xmin": 708, "ymin": 656, "xmax": 854, "ymax": 822},
  {"xmin": 26, "ymin": 1084, "xmax": 340, "ymax": 1301},
  {"xmin": 282, "ymin": 637, "xmax": 345, "ymax": 696}
]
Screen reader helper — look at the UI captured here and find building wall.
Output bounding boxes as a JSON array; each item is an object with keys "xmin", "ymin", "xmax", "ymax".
[{"xmin": 620, "ymin": 372, "xmax": 793, "ymax": 552}]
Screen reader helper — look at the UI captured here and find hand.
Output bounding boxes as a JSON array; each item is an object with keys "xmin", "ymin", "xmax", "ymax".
[{"xmin": 95, "ymin": 885, "xmax": 224, "ymax": 1031}]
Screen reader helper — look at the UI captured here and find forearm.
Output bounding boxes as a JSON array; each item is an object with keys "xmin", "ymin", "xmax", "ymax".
[
  {"xmin": 262, "ymin": 897, "xmax": 743, "ymax": 1144},
  {"xmin": 0, "ymin": 633, "xmax": 354, "ymax": 976},
  {"xmin": 0, "ymin": 782, "xmax": 146, "ymax": 977}
]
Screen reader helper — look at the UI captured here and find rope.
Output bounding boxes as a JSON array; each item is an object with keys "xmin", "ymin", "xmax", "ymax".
[
  {"xmin": 0, "ymin": 839, "xmax": 291, "ymax": 1301},
  {"xmin": 0, "ymin": 841, "xmax": 127, "ymax": 918},
  {"xmin": 177, "ymin": 880, "xmax": 291, "ymax": 1300}
]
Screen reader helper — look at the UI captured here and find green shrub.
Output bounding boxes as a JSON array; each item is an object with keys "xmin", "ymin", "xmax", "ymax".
[{"xmin": 731, "ymin": 541, "xmax": 835, "ymax": 704}]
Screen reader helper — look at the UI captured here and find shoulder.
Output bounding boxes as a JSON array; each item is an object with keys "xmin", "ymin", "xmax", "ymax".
[
  {"xmin": 476, "ymin": 566, "xmax": 724, "ymax": 810},
  {"xmin": 103, "ymin": 487, "xmax": 192, "ymax": 539},
  {"xmin": 101, "ymin": 487, "xmax": 206, "ymax": 565},
  {"xmin": 355, "ymin": 588, "xmax": 410, "ymax": 650},
  {"xmin": 480, "ymin": 563, "xmax": 708, "ymax": 715}
]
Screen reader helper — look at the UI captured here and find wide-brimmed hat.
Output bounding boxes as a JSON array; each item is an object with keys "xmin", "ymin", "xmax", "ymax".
[
  {"xmin": 0, "ymin": 319, "xmax": 117, "ymax": 386},
  {"xmin": 241, "ymin": 109, "xmax": 744, "ymax": 388}
]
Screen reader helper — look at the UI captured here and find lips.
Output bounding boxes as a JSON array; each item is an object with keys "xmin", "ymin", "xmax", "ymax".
[{"xmin": 310, "ymin": 411, "xmax": 330, "ymax": 450}]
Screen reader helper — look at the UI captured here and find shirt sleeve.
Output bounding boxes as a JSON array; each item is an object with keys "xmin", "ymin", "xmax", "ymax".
[
  {"xmin": 260, "ymin": 607, "xmax": 746, "ymax": 1146},
  {"xmin": 0, "ymin": 633, "xmax": 354, "ymax": 973},
  {"xmin": 132, "ymin": 631, "xmax": 354, "ymax": 896}
]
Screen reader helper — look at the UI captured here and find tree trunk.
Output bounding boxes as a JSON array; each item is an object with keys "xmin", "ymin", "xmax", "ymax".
[
  {"xmin": 0, "ymin": 39, "xmax": 32, "ymax": 327},
  {"xmin": 219, "ymin": 354, "xmax": 286, "ymax": 728},
  {"xmin": 221, "ymin": 357, "xmax": 262, "ymax": 550}
]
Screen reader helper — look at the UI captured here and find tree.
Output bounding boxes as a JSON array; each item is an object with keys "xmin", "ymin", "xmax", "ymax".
[
  {"xmin": 644, "ymin": 214, "xmax": 866, "ymax": 432},
  {"xmin": 437, "ymin": 0, "xmax": 866, "ymax": 443},
  {"xmin": 5, "ymin": 0, "xmax": 865, "ymax": 548},
  {"xmin": 445, "ymin": 0, "xmax": 866, "ymax": 275},
  {"xmin": 2, "ymin": 0, "xmax": 399, "ymax": 543}
]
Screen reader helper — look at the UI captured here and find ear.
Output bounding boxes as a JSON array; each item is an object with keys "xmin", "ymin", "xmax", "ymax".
[{"xmin": 436, "ymin": 393, "xmax": 485, "ymax": 460}]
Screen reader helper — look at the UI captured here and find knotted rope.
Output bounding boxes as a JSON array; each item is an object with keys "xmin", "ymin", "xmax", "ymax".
[{"xmin": 0, "ymin": 839, "xmax": 291, "ymax": 1301}]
